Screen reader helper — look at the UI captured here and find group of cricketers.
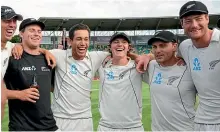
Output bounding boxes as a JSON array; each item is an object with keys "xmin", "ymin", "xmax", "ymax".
[{"xmin": 1, "ymin": 0, "xmax": 220, "ymax": 131}]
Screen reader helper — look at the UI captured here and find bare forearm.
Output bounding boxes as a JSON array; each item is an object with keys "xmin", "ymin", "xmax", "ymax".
[
  {"xmin": 6, "ymin": 89, "xmax": 21, "ymax": 100},
  {"xmin": 128, "ymin": 52, "xmax": 139, "ymax": 60},
  {"xmin": 39, "ymin": 48, "xmax": 47, "ymax": 54},
  {"xmin": 142, "ymin": 53, "xmax": 155, "ymax": 61}
]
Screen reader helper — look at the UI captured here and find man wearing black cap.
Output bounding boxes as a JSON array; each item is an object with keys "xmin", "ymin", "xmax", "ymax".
[
  {"xmin": 141, "ymin": 30, "xmax": 196, "ymax": 131},
  {"xmin": 178, "ymin": 1, "xmax": 220, "ymax": 131},
  {"xmin": 4, "ymin": 18, "xmax": 58, "ymax": 131},
  {"xmin": 1, "ymin": 5, "xmax": 23, "ymax": 120},
  {"xmin": 97, "ymin": 32, "xmax": 145, "ymax": 131}
]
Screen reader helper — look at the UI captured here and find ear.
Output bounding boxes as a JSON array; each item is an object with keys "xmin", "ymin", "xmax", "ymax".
[
  {"xmin": 205, "ymin": 14, "xmax": 209, "ymax": 24},
  {"xmin": 19, "ymin": 31, "xmax": 23, "ymax": 38},
  {"xmin": 128, "ymin": 44, "xmax": 133, "ymax": 52},
  {"xmin": 173, "ymin": 43, "xmax": 178, "ymax": 52},
  {"xmin": 180, "ymin": 19, "xmax": 184, "ymax": 29},
  {"xmin": 67, "ymin": 38, "xmax": 72, "ymax": 46}
]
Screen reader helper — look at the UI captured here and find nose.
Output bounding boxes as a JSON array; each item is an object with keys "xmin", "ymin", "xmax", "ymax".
[
  {"xmin": 191, "ymin": 19, "xmax": 199, "ymax": 28},
  {"xmin": 116, "ymin": 42, "xmax": 123, "ymax": 46},
  {"xmin": 33, "ymin": 31, "xmax": 41, "ymax": 36},
  {"xmin": 8, "ymin": 20, "xmax": 16, "ymax": 28},
  {"xmin": 153, "ymin": 47, "xmax": 162, "ymax": 55},
  {"xmin": 80, "ymin": 40, "xmax": 87, "ymax": 46}
]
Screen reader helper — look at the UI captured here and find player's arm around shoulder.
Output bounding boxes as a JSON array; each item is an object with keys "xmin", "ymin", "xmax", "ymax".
[
  {"xmin": 88, "ymin": 51, "xmax": 110, "ymax": 71},
  {"xmin": 11, "ymin": 44, "xmax": 57, "ymax": 68},
  {"xmin": 141, "ymin": 60, "xmax": 156, "ymax": 84}
]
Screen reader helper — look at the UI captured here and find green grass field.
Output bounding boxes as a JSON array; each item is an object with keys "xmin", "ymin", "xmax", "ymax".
[{"xmin": 1, "ymin": 81, "xmax": 152, "ymax": 131}]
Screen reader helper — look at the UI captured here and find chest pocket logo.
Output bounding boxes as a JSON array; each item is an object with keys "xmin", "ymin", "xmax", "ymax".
[
  {"xmin": 193, "ymin": 58, "xmax": 201, "ymax": 71},
  {"xmin": 153, "ymin": 73, "xmax": 162, "ymax": 84},
  {"xmin": 107, "ymin": 71, "xmax": 114, "ymax": 80},
  {"xmin": 70, "ymin": 63, "xmax": 77, "ymax": 74}
]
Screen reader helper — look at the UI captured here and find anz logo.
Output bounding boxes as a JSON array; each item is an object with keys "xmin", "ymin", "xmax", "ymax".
[
  {"xmin": 70, "ymin": 63, "xmax": 77, "ymax": 75},
  {"xmin": 153, "ymin": 72, "xmax": 162, "ymax": 84},
  {"xmin": 107, "ymin": 71, "xmax": 114, "ymax": 80},
  {"xmin": 193, "ymin": 58, "xmax": 201, "ymax": 71},
  {"xmin": 22, "ymin": 66, "xmax": 36, "ymax": 71}
]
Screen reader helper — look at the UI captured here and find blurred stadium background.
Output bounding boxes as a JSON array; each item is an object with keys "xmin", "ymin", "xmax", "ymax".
[{"xmin": 2, "ymin": 15, "xmax": 220, "ymax": 131}]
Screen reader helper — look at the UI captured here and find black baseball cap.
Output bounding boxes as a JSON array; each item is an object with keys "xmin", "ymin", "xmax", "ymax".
[
  {"xmin": 179, "ymin": 1, "xmax": 208, "ymax": 19},
  {"xmin": 148, "ymin": 31, "xmax": 177, "ymax": 45},
  {"xmin": 1, "ymin": 6, "xmax": 23, "ymax": 21},
  {"xmin": 19, "ymin": 18, "xmax": 45, "ymax": 31},
  {"xmin": 109, "ymin": 32, "xmax": 131, "ymax": 43},
  {"xmin": 217, "ymin": 18, "xmax": 220, "ymax": 28}
]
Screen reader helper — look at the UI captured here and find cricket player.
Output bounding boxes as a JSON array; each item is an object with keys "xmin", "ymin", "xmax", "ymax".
[
  {"xmin": 4, "ymin": 18, "xmax": 58, "ymax": 131},
  {"xmin": 12, "ymin": 24, "xmax": 141, "ymax": 131},
  {"xmin": 97, "ymin": 32, "xmax": 144, "ymax": 131},
  {"xmin": 143, "ymin": 31, "xmax": 196, "ymax": 131},
  {"xmin": 1, "ymin": 6, "xmax": 55, "ymax": 120},
  {"xmin": 136, "ymin": 1, "xmax": 220, "ymax": 131},
  {"xmin": 1, "ymin": 6, "xmax": 23, "ymax": 120},
  {"xmin": 41, "ymin": 24, "xmax": 109, "ymax": 131},
  {"xmin": 178, "ymin": 1, "xmax": 220, "ymax": 131}
]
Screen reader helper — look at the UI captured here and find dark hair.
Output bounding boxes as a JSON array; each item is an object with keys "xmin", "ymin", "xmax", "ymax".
[
  {"xmin": 69, "ymin": 23, "xmax": 91, "ymax": 40},
  {"xmin": 20, "ymin": 28, "xmax": 25, "ymax": 33}
]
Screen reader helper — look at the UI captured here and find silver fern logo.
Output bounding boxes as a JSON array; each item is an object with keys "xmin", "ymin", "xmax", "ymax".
[
  {"xmin": 84, "ymin": 70, "xmax": 91, "ymax": 77},
  {"xmin": 209, "ymin": 60, "xmax": 220, "ymax": 70},
  {"xmin": 167, "ymin": 76, "xmax": 180, "ymax": 85},
  {"xmin": 3, "ymin": 58, "xmax": 8, "ymax": 67}
]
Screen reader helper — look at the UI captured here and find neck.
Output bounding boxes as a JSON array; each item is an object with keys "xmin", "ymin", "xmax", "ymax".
[
  {"xmin": 22, "ymin": 43, "xmax": 40, "ymax": 55},
  {"xmin": 72, "ymin": 51, "xmax": 85, "ymax": 60},
  {"xmin": 159, "ymin": 56, "xmax": 179, "ymax": 67},
  {"xmin": 112, "ymin": 56, "xmax": 129, "ymax": 66},
  {"xmin": 192, "ymin": 29, "xmax": 213, "ymax": 48}
]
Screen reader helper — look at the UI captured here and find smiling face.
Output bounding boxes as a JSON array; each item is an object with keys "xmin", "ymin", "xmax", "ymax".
[
  {"xmin": 181, "ymin": 14, "xmax": 209, "ymax": 41},
  {"xmin": 69, "ymin": 30, "xmax": 90, "ymax": 60},
  {"xmin": 151, "ymin": 41, "xmax": 177, "ymax": 64},
  {"xmin": 20, "ymin": 24, "xmax": 42, "ymax": 49},
  {"xmin": 110, "ymin": 37, "xmax": 130, "ymax": 59},
  {"xmin": 1, "ymin": 18, "xmax": 17, "ymax": 43}
]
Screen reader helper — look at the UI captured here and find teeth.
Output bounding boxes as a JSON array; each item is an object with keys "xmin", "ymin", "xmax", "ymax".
[
  {"xmin": 32, "ymin": 38, "xmax": 39, "ymax": 40},
  {"xmin": 6, "ymin": 29, "xmax": 13, "ymax": 33},
  {"xmin": 116, "ymin": 48, "xmax": 124, "ymax": 51},
  {"xmin": 79, "ymin": 48, "xmax": 85, "ymax": 50}
]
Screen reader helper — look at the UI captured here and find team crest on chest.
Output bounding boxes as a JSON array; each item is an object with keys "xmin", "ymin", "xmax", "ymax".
[
  {"xmin": 209, "ymin": 59, "xmax": 220, "ymax": 70},
  {"xmin": 167, "ymin": 76, "xmax": 180, "ymax": 85}
]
